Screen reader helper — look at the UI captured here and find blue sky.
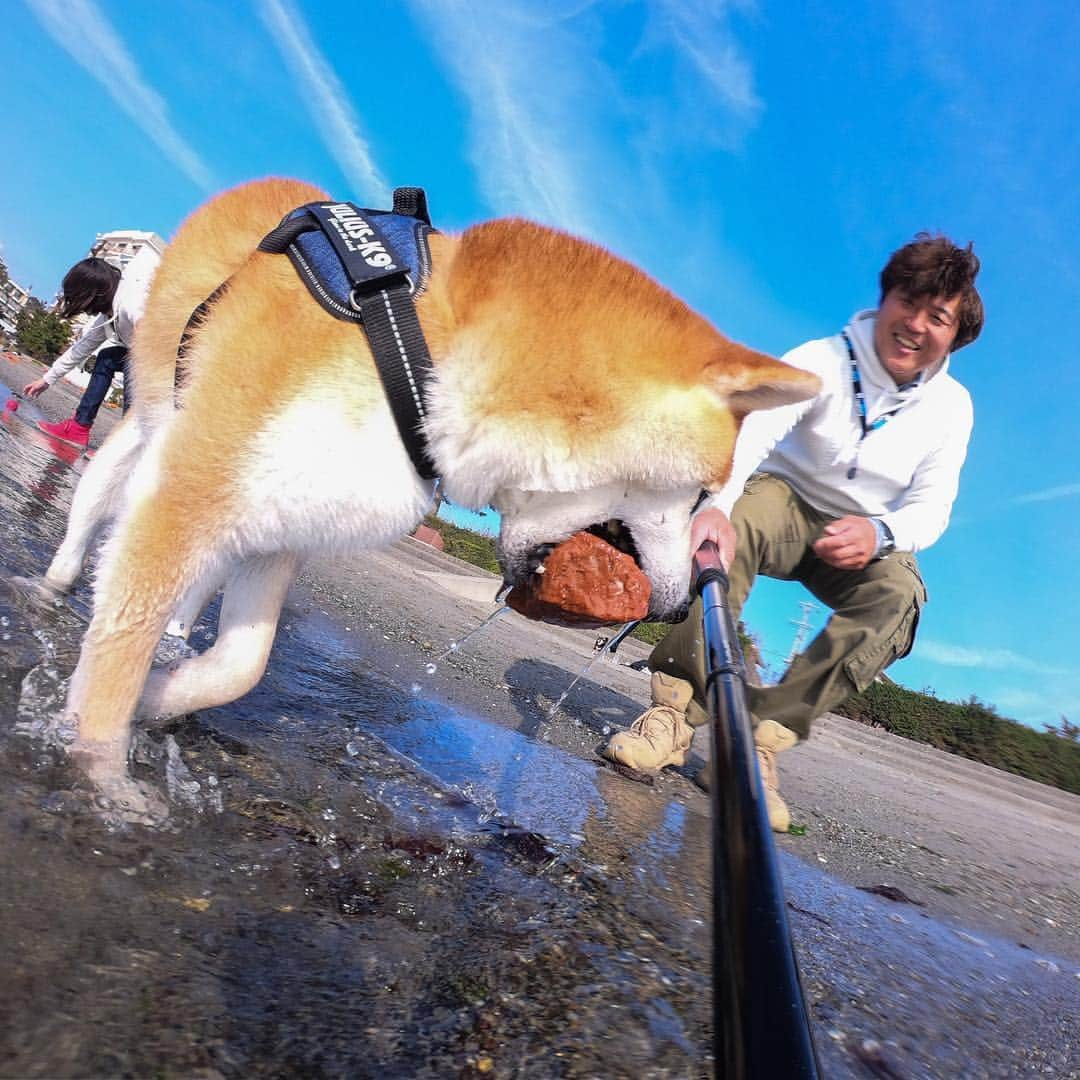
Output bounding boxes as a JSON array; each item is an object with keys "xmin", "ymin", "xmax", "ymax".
[{"xmin": 2, "ymin": 1, "xmax": 1078, "ymax": 731}]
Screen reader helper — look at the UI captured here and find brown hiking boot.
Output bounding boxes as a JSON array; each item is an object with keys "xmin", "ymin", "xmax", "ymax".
[
  {"xmin": 603, "ymin": 672, "xmax": 695, "ymax": 772},
  {"xmin": 753, "ymin": 719, "xmax": 799, "ymax": 832},
  {"xmin": 694, "ymin": 718, "xmax": 798, "ymax": 833}
]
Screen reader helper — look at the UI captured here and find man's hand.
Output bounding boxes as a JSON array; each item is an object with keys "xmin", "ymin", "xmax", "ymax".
[
  {"xmin": 23, "ymin": 379, "xmax": 48, "ymax": 398},
  {"xmin": 690, "ymin": 507, "xmax": 736, "ymax": 570},
  {"xmin": 813, "ymin": 515, "xmax": 878, "ymax": 570}
]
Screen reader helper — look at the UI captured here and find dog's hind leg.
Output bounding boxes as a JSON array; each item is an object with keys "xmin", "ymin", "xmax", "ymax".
[
  {"xmin": 43, "ymin": 415, "xmax": 145, "ymax": 593},
  {"xmin": 138, "ymin": 552, "xmax": 299, "ymax": 721}
]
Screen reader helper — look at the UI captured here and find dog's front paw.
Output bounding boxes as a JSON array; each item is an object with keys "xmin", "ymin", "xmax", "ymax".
[
  {"xmin": 70, "ymin": 740, "xmax": 170, "ymax": 827},
  {"xmin": 7, "ymin": 574, "xmax": 67, "ymax": 609}
]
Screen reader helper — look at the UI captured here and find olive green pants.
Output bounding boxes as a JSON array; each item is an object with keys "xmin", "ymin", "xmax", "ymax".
[{"xmin": 650, "ymin": 473, "xmax": 927, "ymax": 739}]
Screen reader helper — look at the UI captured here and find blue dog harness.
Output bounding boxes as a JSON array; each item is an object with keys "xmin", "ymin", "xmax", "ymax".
[
  {"xmin": 177, "ymin": 187, "xmax": 439, "ymax": 480},
  {"xmin": 259, "ymin": 195, "xmax": 434, "ymax": 313}
]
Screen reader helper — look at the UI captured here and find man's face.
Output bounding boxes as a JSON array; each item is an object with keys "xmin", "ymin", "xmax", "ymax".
[{"xmin": 874, "ymin": 287, "xmax": 961, "ymax": 384}]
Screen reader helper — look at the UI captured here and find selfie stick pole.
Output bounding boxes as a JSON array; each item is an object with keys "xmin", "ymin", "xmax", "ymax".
[{"xmin": 692, "ymin": 540, "xmax": 819, "ymax": 1079}]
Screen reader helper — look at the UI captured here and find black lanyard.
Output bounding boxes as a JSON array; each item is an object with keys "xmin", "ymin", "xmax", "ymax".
[{"xmin": 843, "ymin": 331, "xmax": 905, "ymax": 479}]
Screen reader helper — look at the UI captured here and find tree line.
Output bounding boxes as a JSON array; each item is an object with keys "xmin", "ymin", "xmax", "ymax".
[
  {"xmin": 1, "ymin": 255, "xmax": 73, "ymax": 361},
  {"xmin": 834, "ymin": 681, "xmax": 1080, "ymax": 794},
  {"xmin": 14, "ymin": 302, "xmax": 72, "ymax": 362}
]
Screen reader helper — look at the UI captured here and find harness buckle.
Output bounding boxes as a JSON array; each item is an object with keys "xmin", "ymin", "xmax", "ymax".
[{"xmin": 347, "ymin": 271, "xmax": 414, "ymax": 311}]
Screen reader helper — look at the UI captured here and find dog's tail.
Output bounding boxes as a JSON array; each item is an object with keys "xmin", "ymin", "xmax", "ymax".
[{"xmin": 131, "ymin": 177, "xmax": 330, "ymax": 415}]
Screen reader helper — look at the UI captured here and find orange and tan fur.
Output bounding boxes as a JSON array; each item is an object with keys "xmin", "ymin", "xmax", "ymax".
[{"xmin": 44, "ymin": 178, "xmax": 819, "ymax": 818}]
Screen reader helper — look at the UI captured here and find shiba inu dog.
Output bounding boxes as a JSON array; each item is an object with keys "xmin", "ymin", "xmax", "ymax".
[{"xmin": 42, "ymin": 178, "xmax": 819, "ymax": 818}]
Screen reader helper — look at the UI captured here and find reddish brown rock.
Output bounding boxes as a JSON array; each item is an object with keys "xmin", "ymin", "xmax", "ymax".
[{"xmin": 506, "ymin": 531, "xmax": 650, "ymax": 628}]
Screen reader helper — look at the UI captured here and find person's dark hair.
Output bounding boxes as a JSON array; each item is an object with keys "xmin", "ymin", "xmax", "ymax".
[
  {"xmin": 879, "ymin": 232, "xmax": 984, "ymax": 351},
  {"xmin": 58, "ymin": 258, "xmax": 121, "ymax": 319}
]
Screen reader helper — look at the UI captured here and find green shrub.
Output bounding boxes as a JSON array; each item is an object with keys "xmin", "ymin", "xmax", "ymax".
[
  {"xmin": 630, "ymin": 622, "xmax": 668, "ymax": 645},
  {"xmin": 422, "ymin": 513, "xmax": 500, "ymax": 574},
  {"xmin": 835, "ymin": 682, "xmax": 1080, "ymax": 794}
]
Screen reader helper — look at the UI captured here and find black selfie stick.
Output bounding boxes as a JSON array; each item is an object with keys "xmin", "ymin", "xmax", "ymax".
[{"xmin": 692, "ymin": 540, "xmax": 819, "ymax": 1079}]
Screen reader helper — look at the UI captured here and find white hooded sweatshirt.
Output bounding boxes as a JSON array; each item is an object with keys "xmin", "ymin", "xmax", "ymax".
[{"xmin": 706, "ymin": 309, "xmax": 973, "ymax": 553}]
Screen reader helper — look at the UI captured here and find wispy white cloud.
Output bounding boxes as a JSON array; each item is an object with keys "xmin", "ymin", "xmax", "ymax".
[
  {"xmin": 406, "ymin": 0, "xmax": 761, "ymax": 238},
  {"xmin": 256, "ymin": 0, "xmax": 390, "ymax": 205},
  {"xmin": 643, "ymin": 0, "xmax": 762, "ymax": 124},
  {"xmin": 951, "ymin": 481, "xmax": 1080, "ymax": 528},
  {"xmin": 404, "ymin": 1, "xmax": 602, "ymax": 235},
  {"xmin": 26, "ymin": 0, "xmax": 214, "ymax": 191},
  {"xmin": 986, "ymin": 688, "xmax": 1080, "ymax": 731},
  {"xmin": 991, "ymin": 688, "xmax": 1060, "ymax": 715},
  {"xmin": 917, "ymin": 639, "xmax": 1071, "ymax": 678},
  {"xmin": 1010, "ymin": 483, "xmax": 1080, "ymax": 506}
]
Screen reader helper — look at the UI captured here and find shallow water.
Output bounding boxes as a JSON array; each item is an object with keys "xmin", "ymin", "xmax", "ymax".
[{"xmin": 0, "ymin": 392, "xmax": 714, "ymax": 1078}]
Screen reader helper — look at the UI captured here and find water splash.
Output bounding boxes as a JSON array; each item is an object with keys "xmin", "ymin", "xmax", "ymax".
[
  {"xmin": 15, "ymin": 628, "xmax": 76, "ymax": 748},
  {"xmin": 165, "ymin": 735, "xmax": 223, "ymax": 814},
  {"xmin": 433, "ymin": 604, "xmax": 510, "ymax": 662},
  {"xmin": 154, "ymin": 633, "xmax": 198, "ymax": 666},
  {"xmin": 547, "ymin": 621, "xmax": 639, "ymax": 719},
  {"xmin": 460, "ymin": 781, "xmax": 499, "ymax": 825},
  {"xmin": 547, "ymin": 650, "xmax": 607, "ymax": 719}
]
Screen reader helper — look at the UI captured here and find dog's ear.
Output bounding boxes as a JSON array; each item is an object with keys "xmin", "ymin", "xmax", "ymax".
[{"xmin": 704, "ymin": 344, "xmax": 821, "ymax": 415}]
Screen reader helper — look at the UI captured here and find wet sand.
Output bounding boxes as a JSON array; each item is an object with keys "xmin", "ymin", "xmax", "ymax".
[
  {"xmin": 295, "ymin": 542, "xmax": 1080, "ymax": 1076},
  {"xmin": 301, "ymin": 541, "xmax": 1080, "ymax": 960}
]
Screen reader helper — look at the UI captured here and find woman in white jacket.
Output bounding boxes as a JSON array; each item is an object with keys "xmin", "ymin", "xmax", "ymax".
[{"xmin": 24, "ymin": 245, "xmax": 159, "ymax": 448}]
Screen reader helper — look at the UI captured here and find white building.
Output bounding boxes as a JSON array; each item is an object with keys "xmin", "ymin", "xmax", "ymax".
[
  {"xmin": 89, "ymin": 229, "xmax": 165, "ymax": 269},
  {"xmin": 0, "ymin": 275, "xmax": 32, "ymax": 342}
]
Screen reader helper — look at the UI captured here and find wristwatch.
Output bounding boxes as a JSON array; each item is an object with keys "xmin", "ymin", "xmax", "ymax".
[{"xmin": 872, "ymin": 518, "xmax": 895, "ymax": 558}]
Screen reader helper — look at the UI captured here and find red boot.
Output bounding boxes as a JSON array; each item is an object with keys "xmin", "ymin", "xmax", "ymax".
[{"xmin": 37, "ymin": 416, "xmax": 91, "ymax": 448}]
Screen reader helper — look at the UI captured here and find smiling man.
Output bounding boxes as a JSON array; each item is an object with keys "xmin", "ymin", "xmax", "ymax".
[{"xmin": 604, "ymin": 233, "xmax": 984, "ymax": 831}]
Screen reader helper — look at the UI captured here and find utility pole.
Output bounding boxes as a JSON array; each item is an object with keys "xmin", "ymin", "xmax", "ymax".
[{"xmin": 785, "ymin": 601, "xmax": 817, "ymax": 668}]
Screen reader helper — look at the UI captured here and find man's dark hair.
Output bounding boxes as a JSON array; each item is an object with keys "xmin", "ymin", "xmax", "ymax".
[
  {"xmin": 58, "ymin": 258, "xmax": 121, "ymax": 319},
  {"xmin": 879, "ymin": 233, "xmax": 984, "ymax": 351}
]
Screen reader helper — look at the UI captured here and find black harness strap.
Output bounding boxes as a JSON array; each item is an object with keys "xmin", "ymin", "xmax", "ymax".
[
  {"xmin": 392, "ymin": 186, "xmax": 431, "ymax": 225},
  {"xmin": 256, "ymin": 214, "xmax": 319, "ymax": 255},
  {"xmin": 261, "ymin": 196, "xmax": 439, "ymax": 480},
  {"xmin": 350, "ymin": 280, "xmax": 436, "ymax": 478},
  {"xmin": 175, "ymin": 279, "xmax": 231, "ymax": 399}
]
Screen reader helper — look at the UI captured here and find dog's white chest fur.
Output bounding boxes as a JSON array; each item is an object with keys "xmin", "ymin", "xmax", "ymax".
[{"xmin": 239, "ymin": 390, "xmax": 434, "ymax": 556}]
